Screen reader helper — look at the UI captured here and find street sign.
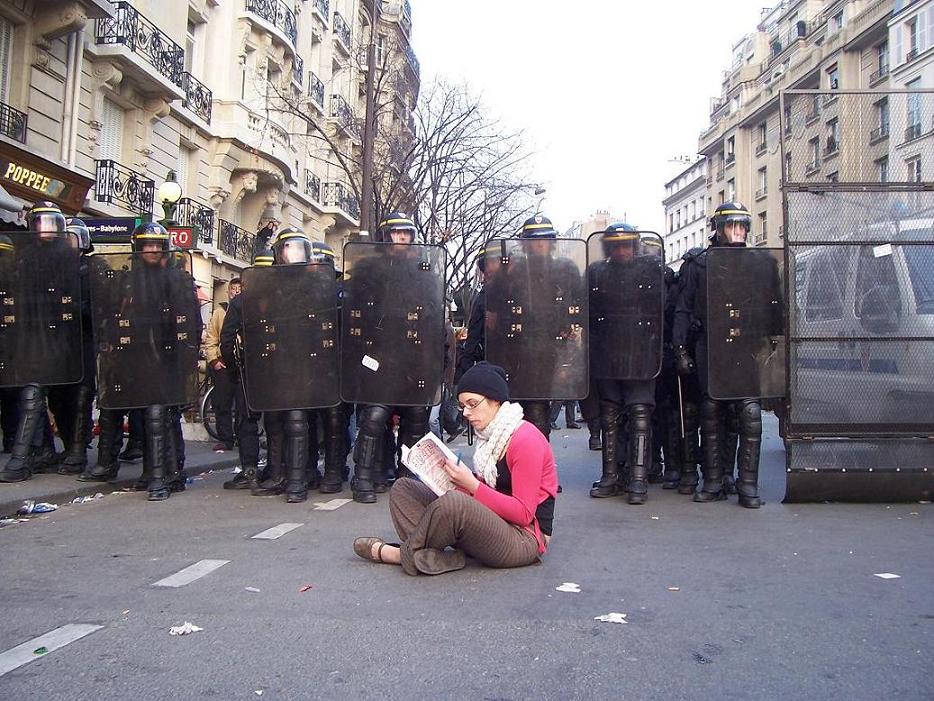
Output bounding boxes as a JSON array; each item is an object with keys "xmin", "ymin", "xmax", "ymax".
[
  {"xmin": 168, "ymin": 226, "xmax": 194, "ymax": 250},
  {"xmin": 84, "ymin": 217, "xmax": 142, "ymax": 243}
]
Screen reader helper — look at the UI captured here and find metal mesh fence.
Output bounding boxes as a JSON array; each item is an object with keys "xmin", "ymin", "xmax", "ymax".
[{"xmin": 781, "ymin": 90, "xmax": 934, "ymax": 186}]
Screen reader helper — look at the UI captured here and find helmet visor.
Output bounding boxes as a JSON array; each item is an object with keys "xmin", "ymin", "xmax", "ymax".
[{"xmin": 277, "ymin": 238, "xmax": 312, "ymax": 264}]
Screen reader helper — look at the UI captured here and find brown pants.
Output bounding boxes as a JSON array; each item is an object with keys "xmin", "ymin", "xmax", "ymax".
[{"xmin": 389, "ymin": 478, "xmax": 541, "ymax": 576}]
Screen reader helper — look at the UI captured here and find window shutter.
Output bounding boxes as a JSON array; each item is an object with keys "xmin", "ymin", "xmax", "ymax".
[{"xmin": 98, "ymin": 98, "xmax": 124, "ymax": 161}]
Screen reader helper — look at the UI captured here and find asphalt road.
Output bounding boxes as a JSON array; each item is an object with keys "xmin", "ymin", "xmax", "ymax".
[{"xmin": 0, "ymin": 416, "xmax": 932, "ymax": 700}]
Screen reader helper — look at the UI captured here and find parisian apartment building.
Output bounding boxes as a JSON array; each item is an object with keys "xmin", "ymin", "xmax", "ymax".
[
  {"xmin": 662, "ymin": 157, "xmax": 707, "ymax": 268},
  {"xmin": 0, "ymin": 0, "xmax": 419, "ymax": 309},
  {"xmin": 690, "ymin": 0, "xmax": 934, "ymax": 249}
]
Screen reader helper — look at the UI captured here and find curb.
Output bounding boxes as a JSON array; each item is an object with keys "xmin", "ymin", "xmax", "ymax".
[{"xmin": 0, "ymin": 453, "xmax": 242, "ymax": 519}]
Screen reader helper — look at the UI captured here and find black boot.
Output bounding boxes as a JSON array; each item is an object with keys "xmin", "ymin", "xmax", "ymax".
[
  {"xmin": 694, "ymin": 397, "xmax": 726, "ymax": 503},
  {"xmin": 625, "ymin": 404, "xmax": 651, "ymax": 505},
  {"xmin": 590, "ymin": 405, "xmax": 623, "ymax": 498},
  {"xmin": 0, "ymin": 385, "xmax": 46, "ymax": 483},
  {"xmin": 252, "ymin": 461, "xmax": 285, "ymax": 496},
  {"xmin": 677, "ymin": 399, "xmax": 700, "ymax": 494},
  {"xmin": 145, "ymin": 407, "xmax": 171, "ymax": 501},
  {"xmin": 283, "ymin": 410, "xmax": 309, "ymax": 503},
  {"xmin": 59, "ymin": 385, "xmax": 92, "ymax": 475},
  {"xmin": 661, "ymin": 410, "xmax": 682, "ymax": 490},
  {"xmin": 319, "ymin": 428, "xmax": 345, "ymax": 494},
  {"xmin": 351, "ymin": 434, "xmax": 378, "ymax": 504},
  {"xmin": 587, "ymin": 419, "xmax": 602, "ymax": 451},
  {"xmin": 736, "ymin": 400, "xmax": 762, "ymax": 508}
]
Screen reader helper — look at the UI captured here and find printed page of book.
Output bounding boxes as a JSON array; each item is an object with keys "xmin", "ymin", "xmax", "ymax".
[{"xmin": 401, "ymin": 433, "xmax": 459, "ymax": 496}]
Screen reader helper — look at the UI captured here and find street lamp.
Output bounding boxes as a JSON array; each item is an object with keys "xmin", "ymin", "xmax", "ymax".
[{"xmin": 158, "ymin": 169, "xmax": 183, "ymax": 224}]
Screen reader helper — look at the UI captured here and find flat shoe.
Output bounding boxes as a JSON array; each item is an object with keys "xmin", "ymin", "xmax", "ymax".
[{"xmin": 353, "ymin": 537, "xmax": 399, "ymax": 563}]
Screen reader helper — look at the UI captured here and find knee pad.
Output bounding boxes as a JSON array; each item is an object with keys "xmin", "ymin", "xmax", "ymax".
[{"xmin": 737, "ymin": 400, "xmax": 762, "ymax": 437}]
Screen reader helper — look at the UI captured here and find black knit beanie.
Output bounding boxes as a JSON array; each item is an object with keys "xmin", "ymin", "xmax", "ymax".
[{"xmin": 457, "ymin": 362, "xmax": 509, "ymax": 403}]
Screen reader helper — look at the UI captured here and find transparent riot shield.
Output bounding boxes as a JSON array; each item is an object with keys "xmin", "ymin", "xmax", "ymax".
[
  {"xmin": 340, "ymin": 241, "xmax": 446, "ymax": 406},
  {"xmin": 90, "ymin": 251, "xmax": 200, "ymax": 409},
  {"xmin": 705, "ymin": 247, "xmax": 785, "ymax": 400},
  {"xmin": 586, "ymin": 231, "xmax": 665, "ymax": 380},
  {"xmin": 0, "ymin": 231, "xmax": 83, "ymax": 387},
  {"xmin": 240, "ymin": 263, "xmax": 339, "ymax": 411},
  {"xmin": 484, "ymin": 238, "xmax": 588, "ymax": 399}
]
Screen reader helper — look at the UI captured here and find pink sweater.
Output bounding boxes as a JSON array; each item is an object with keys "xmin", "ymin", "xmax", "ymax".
[{"xmin": 472, "ymin": 421, "xmax": 558, "ymax": 554}]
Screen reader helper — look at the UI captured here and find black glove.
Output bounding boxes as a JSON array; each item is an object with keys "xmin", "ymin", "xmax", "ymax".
[{"xmin": 674, "ymin": 345, "xmax": 695, "ymax": 377}]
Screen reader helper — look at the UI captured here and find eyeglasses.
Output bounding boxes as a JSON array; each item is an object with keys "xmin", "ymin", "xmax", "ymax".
[{"xmin": 457, "ymin": 397, "xmax": 487, "ymax": 413}]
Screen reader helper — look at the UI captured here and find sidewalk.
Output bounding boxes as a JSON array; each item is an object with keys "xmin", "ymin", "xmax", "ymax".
[{"xmin": 0, "ymin": 441, "xmax": 241, "ymax": 518}]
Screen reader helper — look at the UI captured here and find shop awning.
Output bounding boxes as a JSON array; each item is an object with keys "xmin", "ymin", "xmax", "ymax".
[{"xmin": 0, "ymin": 183, "xmax": 26, "ymax": 226}]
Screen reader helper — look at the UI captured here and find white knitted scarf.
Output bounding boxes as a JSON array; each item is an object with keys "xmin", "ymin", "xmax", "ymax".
[{"xmin": 472, "ymin": 402, "xmax": 525, "ymax": 489}]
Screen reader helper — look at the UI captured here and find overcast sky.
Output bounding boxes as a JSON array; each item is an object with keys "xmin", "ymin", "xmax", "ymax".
[{"xmin": 410, "ymin": 0, "xmax": 766, "ymax": 234}]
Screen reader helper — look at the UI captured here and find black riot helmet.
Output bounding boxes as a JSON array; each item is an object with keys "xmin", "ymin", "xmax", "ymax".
[
  {"xmin": 597, "ymin": 221, "xmax": 639, "ymax": 260},
  {"xmin": 519, "ymin": 214, "xmax": 557, "ymax": 239},
  {"xmin": 131, "ymin": 221, "xmax": 171, "ymax": 252},
  {"xmin": 309, "ymin": 240, "xmax": 336, "ymax": 266},
  {"xmin": 272, "ymin": 227, "xmax": 313, "ymax": 264},
  {"xmin": 252, "ymin": 245, "xmax": 275, "ymax": 267},
  {"xmin": 709, "ymin": 201, "xmax": 752, "ymax": 246},
  {"xmin": 377, "ymin": 212, "xmax": 418, "ymax": 243},
  {"xmin": 0, "ymin": 234, "xmax": 13, "ymax": 257},
  {"xmin": 66, "ymin": 217, "xmax": 92, "ymax": 252},
  {"xmin": 28, "ymin": 201, "xmax": 66, "ymax": 237}
]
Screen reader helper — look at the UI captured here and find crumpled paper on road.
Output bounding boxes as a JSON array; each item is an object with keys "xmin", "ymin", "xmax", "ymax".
[
  {"xmin": 594, "ymin": 613, "xmax": 628, "ymax": 624},
  {"xmin": 169, "ymin": 621, "xmax": 204, "ymax": 636}
]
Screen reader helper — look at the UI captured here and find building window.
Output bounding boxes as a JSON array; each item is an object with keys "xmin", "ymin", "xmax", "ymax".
[
  {"xmin": 727, "ymin": 178, "xmax": 735, "ymax": 201},
  {"xmin": 907, "ymin": 156, "xmax": 922, "ymax": 182},
  {"xmin": 0, "ymin": 16, "xmax": 12, "ymax": 105},
  {"xmin": 877, "ymin": 156, "xmax": 889, "ymax": 183},
  {"xmin": 908, "ymin": 18, "xmax": 919, "ymax": 56},
  {"xmin": 177, "ymin": 145, "xmax": 194, "ymax": 193},
  {"xmin": 827, "ymin": 64, "xmax": 840, "ymax": 90},
  {"xmin": 826, "ymin": 117, "xmax": 840, "ymax": 154},
  {"xmin": 807, "ymin": 137, "xmax": 820, "ymax": 172},
  {"xmin": 878, "ymin": 97, "xmax": 890, "ymax": 135},
  {"xmin": 877, "ymin": 41, "xmax": 889, "ymax": 75},
  {"xmin": 758, "ymin": 212, "xmax": 767, "ymax": 244},
  {"xmin": 757, "ymin": 167, "xmax": 767, "ymax": 199},
  {"xmin": 831, "ymin": 10, "xmax": 844, "ymax": 33},
  {"xmin": 827, "ymin": 171, "xmax": 839, "ymax": 183},
  {"xmin": 785, "ymin": 151, "xmax": 792, "ymax": 181},
  {"xmin": 98, "ymin": 98, "xmax": 124, "ymax": 161},
  {"xmin": 669, "ymin": 213, "xmax": 674, "ymax": 233}
]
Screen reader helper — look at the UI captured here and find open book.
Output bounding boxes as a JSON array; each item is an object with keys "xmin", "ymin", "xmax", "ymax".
[{"xmin": 400, "ymin": 432, "xmax": 462, "ymax": 496}]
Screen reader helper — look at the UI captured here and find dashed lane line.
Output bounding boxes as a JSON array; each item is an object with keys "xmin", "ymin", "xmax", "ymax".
[
  {"xmin": 0, "ymin": 624, "xmax": 103, "ymax": 677},
  {"xmin": 251, "ymin": 523, "xmax": 304, "ymax": 540},
  {"xmin": 152, "ymin": 559, "xmax": 230, "ymax": 587}
]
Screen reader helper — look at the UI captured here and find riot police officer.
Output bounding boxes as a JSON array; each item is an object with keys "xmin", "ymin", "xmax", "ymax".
[
  {"xmin": 219, "ymin": 245, "xmax": 272, "ymax": 494},
  {"xmin": 48, "ymin": 218, "xmax": 97, "ymax": 475},
  {"xmin": 349, "ymin": 213, "xmax": 436, "ymax": 504},
  {"xmin": 673, "ymin": 202, "xmax": 765, "ymax": 508},
  {"xmin": 98, "ymin": 222, "xmax": 199, "ymax": 500},
  {"xmin": 0, "ymin": 202, "xmax": 76, "ymax": 482},
  {"xmin": 587, "ymin": 223, "xmax": 662, "ymax": 504}
]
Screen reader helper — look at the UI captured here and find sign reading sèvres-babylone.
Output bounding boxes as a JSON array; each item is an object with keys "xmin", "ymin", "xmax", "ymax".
[{"xmin": 0, "ymin": 141, "xmax": 94, "ymax": 213}]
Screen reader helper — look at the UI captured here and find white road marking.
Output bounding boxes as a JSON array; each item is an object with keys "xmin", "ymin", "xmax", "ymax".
[
  {"xmin": 152, "ymin": 559, "xmax": 230, "ymax": 587},
  {"xmin": 251, "ymin": 523, "xmax": 304, "ymax": 540},
  {"xmin": 874, "ymin": 572, "xmax": 901, "ymax": 580},
  {"xmin": 312, "ymin": 498, "xmax": 353, "ymax": 511},
  {"xmin": 0, "ymin": 624, "xmax": 103, "ymax": 677}
]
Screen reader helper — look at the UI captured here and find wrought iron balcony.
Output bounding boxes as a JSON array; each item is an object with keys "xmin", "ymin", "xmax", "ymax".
[
  {"xmin": 330, "ymin": 94, "xmax": 358, "ymax": 137},
  {"xmin": 304, "ymin": 169, "xmax": 321, "ymax": 202},
  {"xmin": 217, "ymin": 218, "xmax": 255, "ymax": 263},
  {"xmin": 904, "ymin": 122, "xmax": 923, "ymax": 142},
  {"xmin": 308, "ymin": 71, "xmax": 325, "ymax": 110},
  {"xmin": 95, "ymin": 1, "xmax": 184, "ymax": 87},
  {"xmin": 0, "ymin": 101, "xmax": 27, "ymax": 144},
  {"xmin": 333, "ymin": 12, "xmax": 351, "ymax": 53},
  {"xmin": 175, "ymin": 197, "xmax": 215, "ymax": 244},
  {"xmin": 323, "ymin": 182, "xmax": 359, "ymax": 220},
  {"xmin": 94, "ymin": 159, "xmax": 155, "ymax": 215},
  {"xmin": 869, "ymin": 64, "xmax": 889, "ymax": 85},
  {"xmin": 907, "ymin": 47, "xmax": 919, "ymax": 62},
  {"xmin": 245, "ymin": 0, "xmax": 297, "ymax": 46},
  {"xmin": 755, "ymin": 187, "xmax": 768, "ymax": 200},
  {"xmin": 869, "ymin": 123, "xmax": 890, "ymax": 143},
  {"xmin": 805, "ymin": 158, "xmax": 821, "ymax": 175},
  {"xmin": 313, "ymin": 0, "xmax": 330, "ymax": 24},
  {"xmin": 293, "ymin": 54, "xmax": 303, "ymax": 86},
  {"xmin": 804, "ymin": 106, "xmax": 820, "ymax": 125},
  {"xmin": 181, "ymin": 71, "xmax": 212, "ymax": 123}
]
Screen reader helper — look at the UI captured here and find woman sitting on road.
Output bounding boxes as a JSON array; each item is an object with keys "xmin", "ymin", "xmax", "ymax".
[{"xmin": 353, "ymin": 363, "xmax": 558, "ymax": 575}]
